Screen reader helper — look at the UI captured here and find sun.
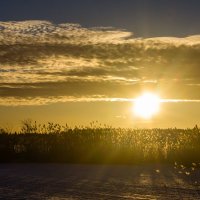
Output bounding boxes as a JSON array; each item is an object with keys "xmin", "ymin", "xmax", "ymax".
[{"xmin": 133, "ymin": 92, "xmax": 160, "ymax": 119}]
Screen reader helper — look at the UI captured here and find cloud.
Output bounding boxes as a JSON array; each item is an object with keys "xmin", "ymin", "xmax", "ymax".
[
  {"xmin": 0, "ymin": 20, "xmax": 200, "ymax": 105},
  {"xmin": 0, "ymin": 95, "xmax": 200, "ymax": 107}
]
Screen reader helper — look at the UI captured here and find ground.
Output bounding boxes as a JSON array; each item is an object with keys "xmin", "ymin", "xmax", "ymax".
[{"xmin": 0, "ymin": 164, "xmax": 200, "ymax": 199}]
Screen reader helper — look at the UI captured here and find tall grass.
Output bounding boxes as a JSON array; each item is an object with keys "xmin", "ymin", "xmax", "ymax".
[{"xmin": 0, "ymin": 120, "xmax": 200, "ymax": 164}]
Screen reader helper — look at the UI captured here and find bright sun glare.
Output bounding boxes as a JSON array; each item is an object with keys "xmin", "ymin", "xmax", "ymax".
[{"xmin": 133, "ymin": 92, "xmax": 160, "ymax": 119}]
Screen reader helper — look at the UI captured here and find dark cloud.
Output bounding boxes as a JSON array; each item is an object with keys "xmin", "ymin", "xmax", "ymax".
[{"xmin": 0, "ymin": 21, "xmax": 200, "ymax": 105}]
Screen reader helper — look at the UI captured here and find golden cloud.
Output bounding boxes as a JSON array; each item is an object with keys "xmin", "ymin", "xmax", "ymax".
[{"xmin": 0, "ymin": 21, "xmax": 200, "ymax": 104}]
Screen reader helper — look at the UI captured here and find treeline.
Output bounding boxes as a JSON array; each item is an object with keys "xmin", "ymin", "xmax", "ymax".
[{"xmin": 0, "ymin": 121, "xmax": 200, "ymax": 164}]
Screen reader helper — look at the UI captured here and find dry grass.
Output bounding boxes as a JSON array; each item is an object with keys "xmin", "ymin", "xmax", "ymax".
[{"xmin": 0, "ymin": 120, "xmax": 200, "ymax": 164}]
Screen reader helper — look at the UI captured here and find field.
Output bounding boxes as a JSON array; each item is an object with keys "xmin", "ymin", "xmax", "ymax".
[
  {"xmin": 0, "ymin": 121, "xmax": 200, "ymax": 165},
  {"xmin": 1, "ymin": 122, "xmax": 200, "ymax": 199}
]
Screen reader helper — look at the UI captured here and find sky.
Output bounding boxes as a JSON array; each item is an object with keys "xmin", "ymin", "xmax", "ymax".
[{"xmin": 0, "ymin": 0, "xmax": 200, "ymax": 128}]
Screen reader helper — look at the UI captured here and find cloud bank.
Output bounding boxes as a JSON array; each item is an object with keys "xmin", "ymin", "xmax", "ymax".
[{"xmin": 0, "ymin": 20, "xmax": 200, "ymax": 105}]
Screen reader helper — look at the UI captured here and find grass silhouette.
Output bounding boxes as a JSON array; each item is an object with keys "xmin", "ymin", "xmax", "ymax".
[{"xmin": 0, "ymin": 120, "xmax": 200, "ymax": 164}]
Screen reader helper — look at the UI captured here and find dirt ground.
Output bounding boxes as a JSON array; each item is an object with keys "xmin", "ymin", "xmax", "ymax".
[{"xmin": 0, "ymin": 163, "xmax": 200, "ymax": 199}]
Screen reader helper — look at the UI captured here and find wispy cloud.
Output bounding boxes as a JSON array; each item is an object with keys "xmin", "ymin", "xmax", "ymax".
[
  {"xmin": 1, "ymin": 96, "xmax": 200, "ymax": 106},
  {"xmin": 0, "ymin": 20, "xmax": 200, "ymax": 105}
]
